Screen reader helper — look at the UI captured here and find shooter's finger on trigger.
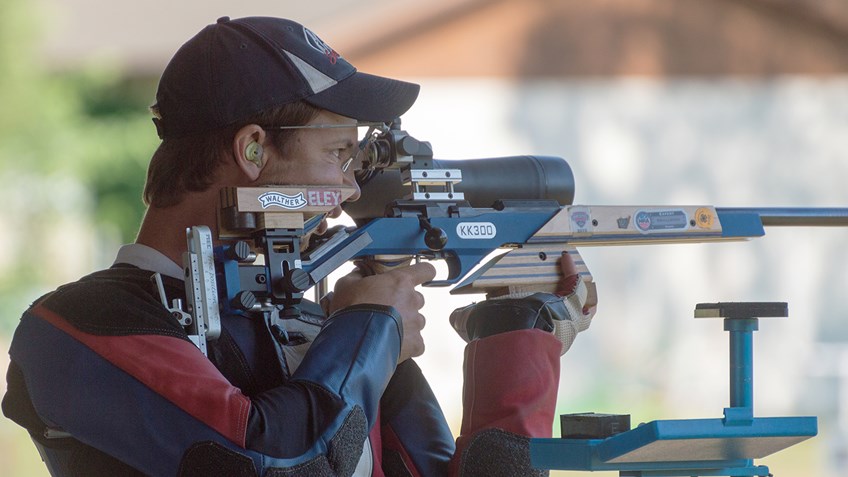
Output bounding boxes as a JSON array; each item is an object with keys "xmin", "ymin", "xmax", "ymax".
[{"xmin": 394, "ymin": 261, "xmax": 437, "ymax": 286}]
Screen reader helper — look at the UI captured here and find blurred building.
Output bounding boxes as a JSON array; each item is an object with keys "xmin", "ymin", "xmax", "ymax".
[
  {"xmin": 30, "ymin": 0, "xmax": 848, "ymax": 475},
  {"xmin": 40, "ymin": 0, "xmax": 848, "ymax": 76}
]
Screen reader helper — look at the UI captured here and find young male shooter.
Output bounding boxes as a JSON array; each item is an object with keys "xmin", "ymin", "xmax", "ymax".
[{"xmin": 3, "ymin": 16, "xmax": 595, "ymax": 476}]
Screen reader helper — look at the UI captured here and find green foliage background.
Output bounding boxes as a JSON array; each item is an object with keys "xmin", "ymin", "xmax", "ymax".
[
  {"xmin": 0, "ymin": 0, "xmax": 158, "ymax": 335},
  {"xmin": 0, "ymin": 1, "xmax": 158, "ymax": 472}
]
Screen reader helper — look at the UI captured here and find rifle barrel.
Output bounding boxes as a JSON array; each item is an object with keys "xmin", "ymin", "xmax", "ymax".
[{"xmin": 717, "ymin": 207, "xmax": 848, "ymax": 226}]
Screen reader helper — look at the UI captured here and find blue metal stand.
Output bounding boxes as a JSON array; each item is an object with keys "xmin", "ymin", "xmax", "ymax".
[{"xmin": 530, "ymin": 302, "xmax": 817, "ymax": 476}]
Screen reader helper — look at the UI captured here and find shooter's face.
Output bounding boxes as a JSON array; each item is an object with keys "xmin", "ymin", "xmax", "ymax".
[{"xmin": 257, "ymin": 109, "xmax": 362, "ymax": 240}]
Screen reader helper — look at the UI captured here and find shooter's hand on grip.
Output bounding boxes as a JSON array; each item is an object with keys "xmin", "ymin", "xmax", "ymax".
[
  {"xmin": 450, "ymin": 251, "xmax": 597, "ymax": 355},
  {"xmin": 329, "ymin": 262, "xmax": 436, "ymax": 363}
]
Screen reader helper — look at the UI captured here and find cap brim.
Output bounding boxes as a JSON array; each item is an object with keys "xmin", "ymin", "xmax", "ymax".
[{"xmin": 305, "ymin": 72, "xmax": 420, "ymax": 122}]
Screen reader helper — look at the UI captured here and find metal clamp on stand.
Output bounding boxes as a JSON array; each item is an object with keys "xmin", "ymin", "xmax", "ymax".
[{"xmin": 530, "ymin": 301, "xmax": 817, "ymax": 477}]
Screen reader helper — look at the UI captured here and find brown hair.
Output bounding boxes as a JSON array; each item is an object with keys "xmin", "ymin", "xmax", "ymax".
[{"xmin": 143, "ymin": 101, "xmax": 322, "ymax": 208}]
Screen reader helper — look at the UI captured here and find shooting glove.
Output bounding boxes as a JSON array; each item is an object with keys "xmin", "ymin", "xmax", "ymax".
[{"xmin": 450, "ymin": 253, "xmax": 596, "ymax": 355}]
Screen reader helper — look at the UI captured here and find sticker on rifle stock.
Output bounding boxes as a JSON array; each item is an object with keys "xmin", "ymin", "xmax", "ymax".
[
  {"xmin": 457, "ymin": 222, "xmax": 497, "ymax": 239},
  {"xmin": 634, "ymin": 209, "xmax": 688, "ymax": 233},
  {"xmin": 258, "ymin": 191, "xmax": 307, "ymax": 210},
  {"xmin": 307, "ymin": 189, "xmax": 342, "ymax": 207},
  {"xmin": 569, "ymin": 206, "xmax": 592, "ymax": 234},
  {"xmin": 694, "ymin": 207, "xmax": 715, "ymax": 229}
]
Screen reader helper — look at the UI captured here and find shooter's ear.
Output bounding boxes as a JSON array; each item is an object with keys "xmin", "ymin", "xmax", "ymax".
[{"xmin": 233, "ymin": 124, "xmax": 266, "ymax": 181}]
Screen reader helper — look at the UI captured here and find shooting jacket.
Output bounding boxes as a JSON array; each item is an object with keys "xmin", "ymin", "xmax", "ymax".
[{"xmin": 3, "ymin": 244, "xmax": 562, "ymax": 476}]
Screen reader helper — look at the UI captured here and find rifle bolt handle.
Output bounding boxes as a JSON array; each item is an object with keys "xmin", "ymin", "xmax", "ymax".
[{"xmin": 424, "ymin": 227, "xmax": 448, "ymax": 251}]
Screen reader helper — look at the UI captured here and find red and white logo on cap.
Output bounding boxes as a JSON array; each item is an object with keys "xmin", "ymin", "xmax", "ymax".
[{"xmin": 303, "ymin": 28, "xmax": 340, "ymax": 64}]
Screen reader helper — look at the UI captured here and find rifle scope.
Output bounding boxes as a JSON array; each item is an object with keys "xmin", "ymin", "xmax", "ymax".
[{"xmin": 344, "ymin": 155, "xmax": 576, "ymax": 220}]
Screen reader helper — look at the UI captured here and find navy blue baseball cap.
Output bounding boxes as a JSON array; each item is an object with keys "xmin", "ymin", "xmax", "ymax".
[{"xmin": 152, "ymin": 16, "xmax": 420, "ymax": 139}]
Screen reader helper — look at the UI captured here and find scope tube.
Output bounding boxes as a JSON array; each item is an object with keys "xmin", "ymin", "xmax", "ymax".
[{"xmin": 344, "ymin": 155, "xmax": 575, "ymax": 221}]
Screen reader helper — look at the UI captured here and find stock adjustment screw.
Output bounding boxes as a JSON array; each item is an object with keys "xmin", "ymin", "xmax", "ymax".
[
  {"xmin": 227, "ymin": 241, "xmax": 253, "ymax": 262},
  {"xmin": 282, "ymin": 268, "xmax": 311, "ymax": 293},
  {"xmin": 398, "ymin": 136, "xmax": 423, "ymax": 155},
  {"xmin": 232, "ymin": 291, "xmax": 257, "ymax": 311}
]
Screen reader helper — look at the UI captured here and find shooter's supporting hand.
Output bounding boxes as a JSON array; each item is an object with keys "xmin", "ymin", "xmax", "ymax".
[
  {"xmin": 450, "ymin": 252, "xmax": 597, "ymax": 355},
  {"xmin": 329, "ymin": 262, "xmax": 436, "ymax": 363}
]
